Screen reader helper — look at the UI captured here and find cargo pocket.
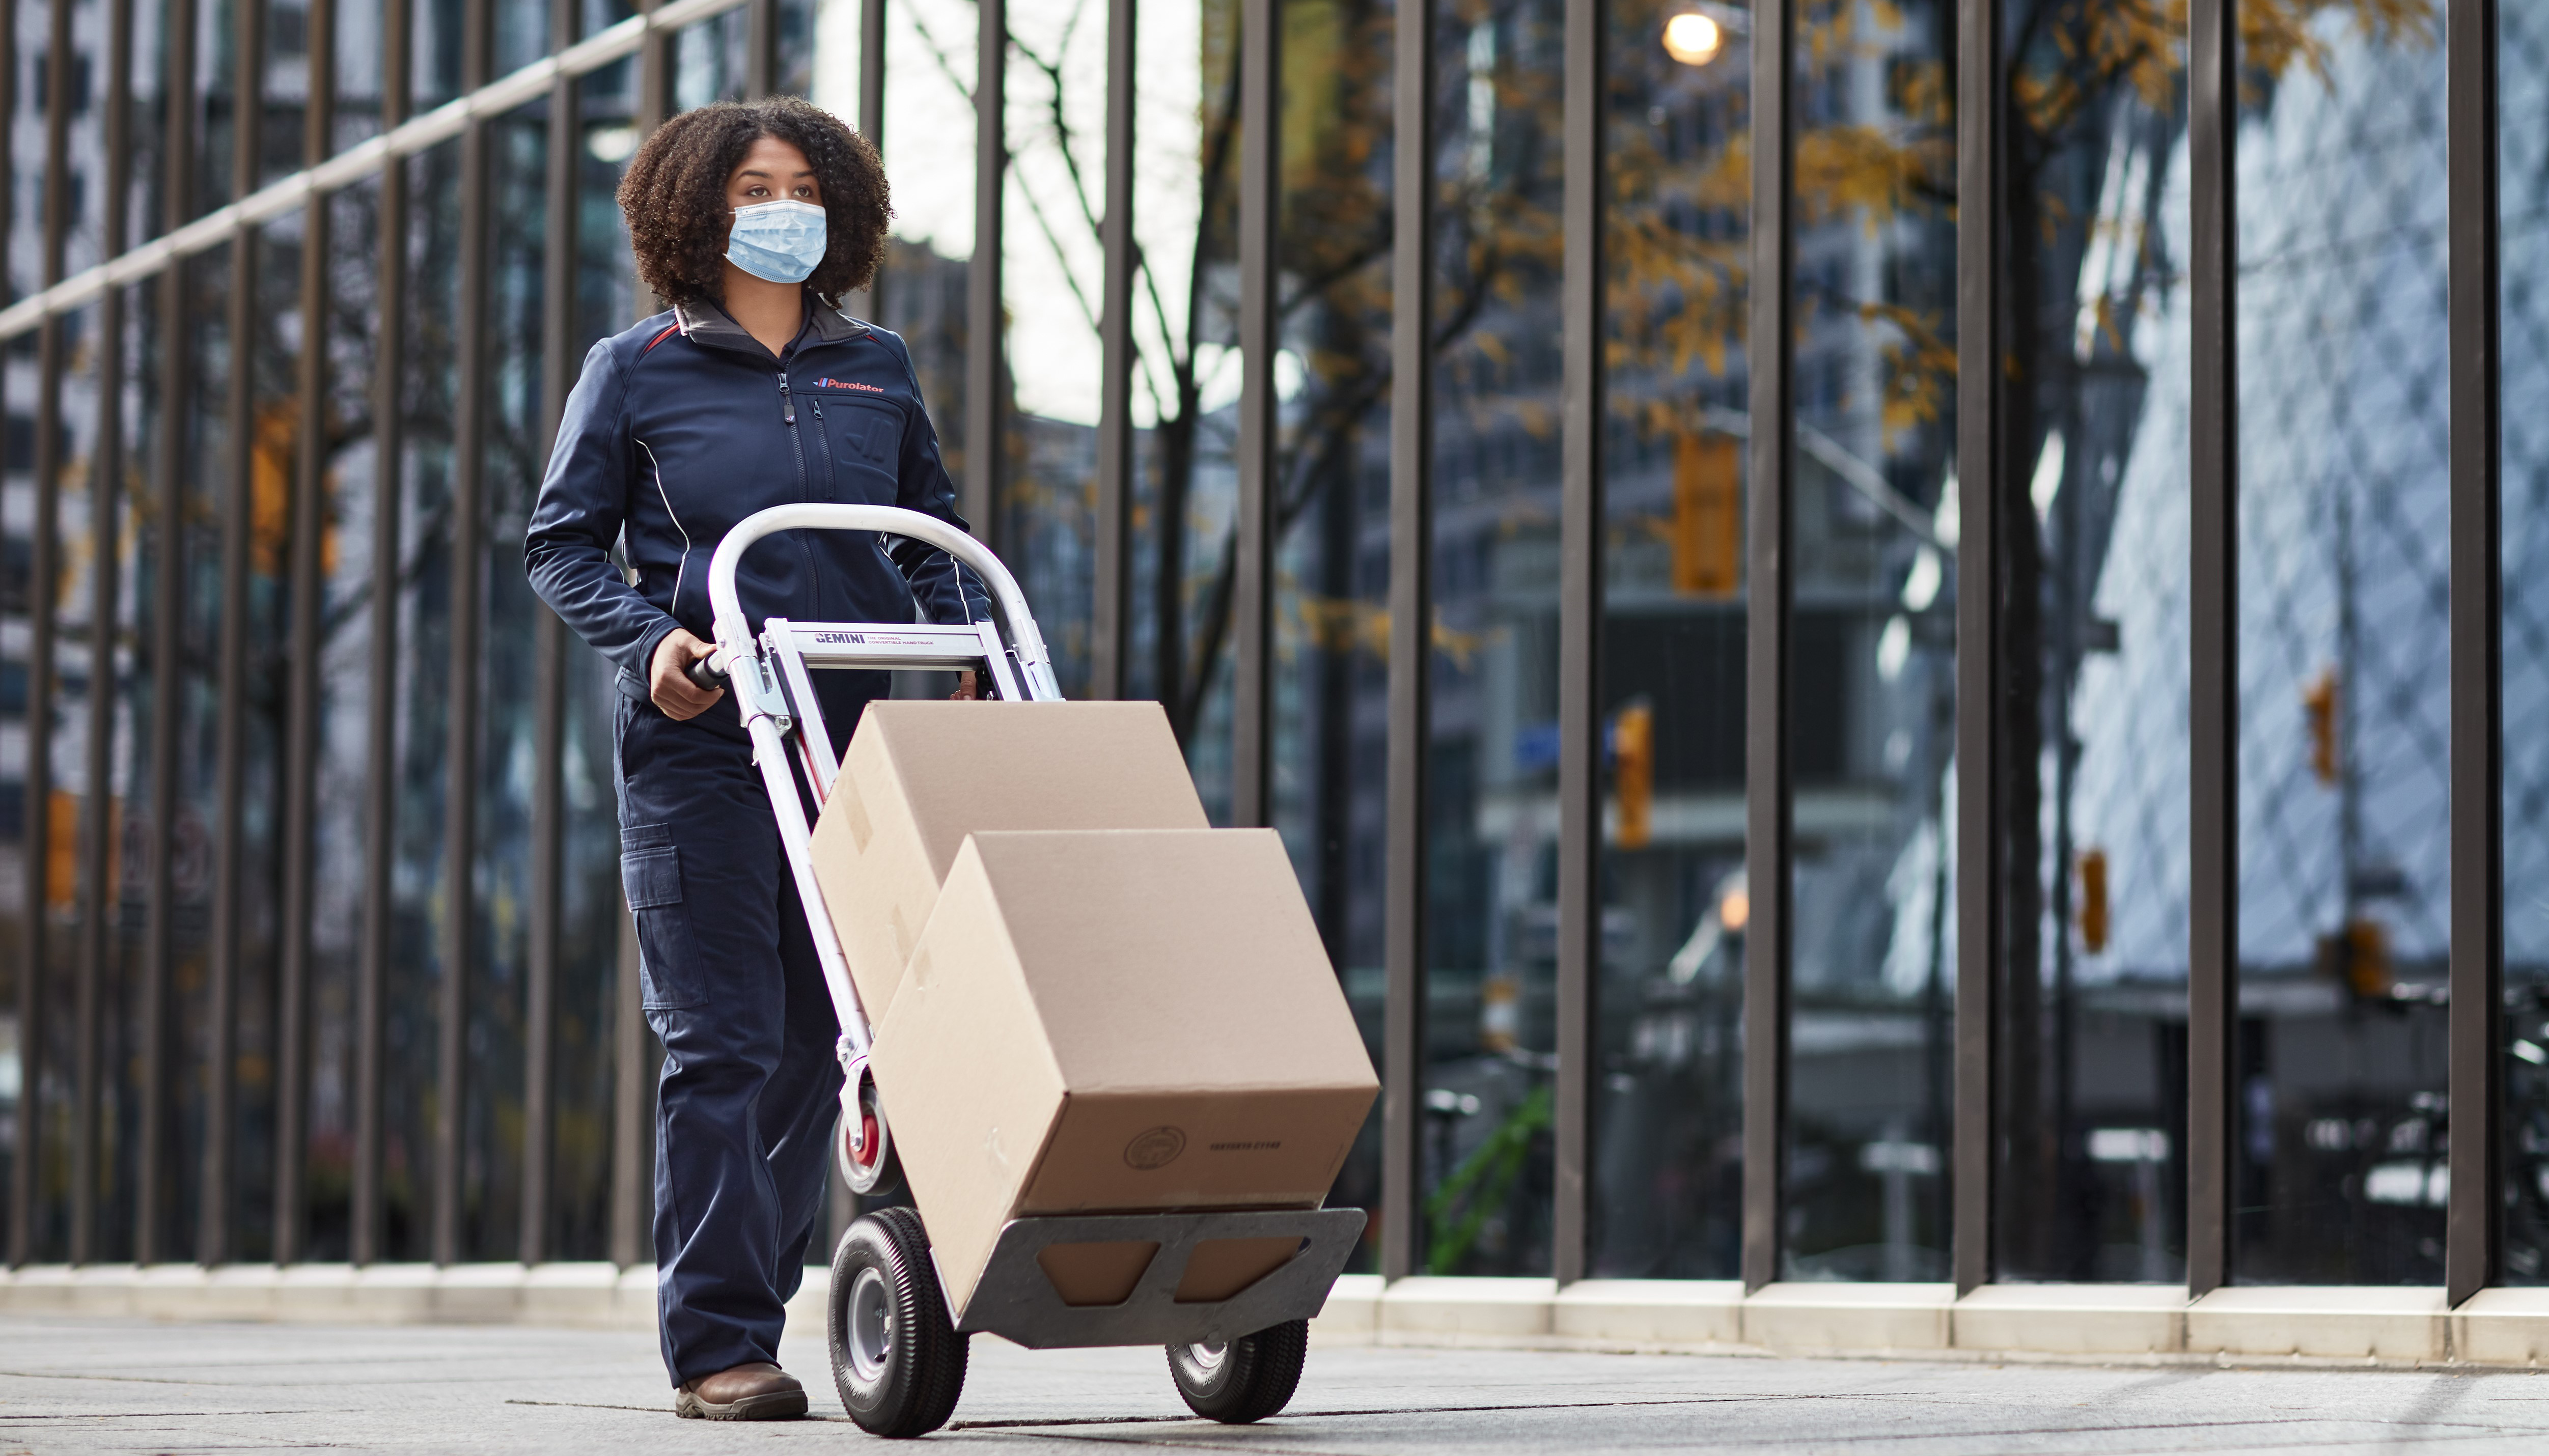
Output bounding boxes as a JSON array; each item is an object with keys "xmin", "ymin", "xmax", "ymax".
[
  {"xmin": 621, "ymin": 825, "xmax": 704, "ymax": 1010},
  {"xmin": 818, "ymin": 395, "xmax": 901, "ymax": 503}
]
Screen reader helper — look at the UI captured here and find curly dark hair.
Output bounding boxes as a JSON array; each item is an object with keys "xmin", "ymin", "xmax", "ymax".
[{"xmin": 617, "ymin": 96, "xmax": 889, "ymax": 308}]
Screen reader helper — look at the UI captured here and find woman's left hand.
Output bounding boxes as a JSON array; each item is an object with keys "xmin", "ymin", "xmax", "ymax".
[{"xmin": 950, "ymin": 670, "xmax": 979, "ymax": 701}]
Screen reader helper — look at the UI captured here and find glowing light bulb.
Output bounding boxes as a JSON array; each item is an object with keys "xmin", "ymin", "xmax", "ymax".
[
  {"xmin": 1663, "ymin": 11, "xmax": 1722, "ymax": 66},
  {"xmin": 1719, "ymin": 886, "xmax": 1750, "ymax": 932}
]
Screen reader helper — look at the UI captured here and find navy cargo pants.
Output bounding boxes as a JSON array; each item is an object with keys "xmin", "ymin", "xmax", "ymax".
[{"xmin": 615, "ymin": 684, "xmax": 868, "ymax": 1387}]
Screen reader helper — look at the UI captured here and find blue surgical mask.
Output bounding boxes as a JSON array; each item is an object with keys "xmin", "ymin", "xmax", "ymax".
[{"xmin": 726, "ymin": 199, "xmax": 827, "ymax": 284}]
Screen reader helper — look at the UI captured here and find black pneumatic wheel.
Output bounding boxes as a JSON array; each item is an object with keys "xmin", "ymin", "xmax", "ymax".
[
  {"xmin": 829, "ymin": 1208, "xmax": 967, "ymax": 1437},
  {"xmin": 1165, "ymin": 1319, "xmax": 1308, "ymax": 1424}
]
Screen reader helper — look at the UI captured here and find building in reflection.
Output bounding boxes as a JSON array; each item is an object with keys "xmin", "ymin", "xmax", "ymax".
[{"xmin": 2062, "ymin": 10, "xmax": 2458, "ymax": 1285}]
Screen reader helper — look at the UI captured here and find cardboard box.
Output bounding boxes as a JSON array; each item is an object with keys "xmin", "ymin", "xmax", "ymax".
[
  {"xmin": 869, "ymin": 828, "xmax": 1380, "ymax": 1320},
  {"xmin": 807, "ymin": 701, "xmax": 1208, "ymax": 1023}
]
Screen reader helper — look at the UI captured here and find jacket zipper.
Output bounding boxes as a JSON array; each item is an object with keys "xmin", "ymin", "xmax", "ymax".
[
  {"xmin": 779, "ymin": 370, "xmax": 807, "ymax": 484},
  {"xmin": 809, "ymin": 397, "xmax": 839, "ymax": 502},
  {"xmin": 781, "ymin": 369, "xmax": 818, "ymax": 617}
]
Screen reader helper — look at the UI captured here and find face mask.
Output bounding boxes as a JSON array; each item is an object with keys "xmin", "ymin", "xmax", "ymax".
[{"xmin": 726, "ymin": 199, "xmax": 827, "ymax": 284}]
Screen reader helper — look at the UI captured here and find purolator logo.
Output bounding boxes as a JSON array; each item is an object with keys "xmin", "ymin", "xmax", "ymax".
[{"xmin": 1123, "ymin": 1127, "xmax": 1187, "ymax": 1170}]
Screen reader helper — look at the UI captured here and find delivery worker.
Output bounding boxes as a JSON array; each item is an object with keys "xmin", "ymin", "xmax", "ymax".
[{"xmin": 523, "ymin": 95, "xmax": 985, "ymax": 1421}]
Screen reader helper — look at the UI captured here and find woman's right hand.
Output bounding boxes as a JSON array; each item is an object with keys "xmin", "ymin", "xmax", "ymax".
[{"xmin": 651, "ymin": 628, "xmax": 725, "ymax": 720}]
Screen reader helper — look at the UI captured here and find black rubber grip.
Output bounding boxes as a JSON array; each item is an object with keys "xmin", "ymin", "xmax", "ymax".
[{"xmin": 683, "ymin": 653, "xmax": 730, "ymax": 692}]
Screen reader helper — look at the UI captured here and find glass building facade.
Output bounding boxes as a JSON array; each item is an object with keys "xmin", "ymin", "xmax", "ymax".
[{"xmin": 0, "ymin": 0, "xmax": 2532, "ymax": 1306}]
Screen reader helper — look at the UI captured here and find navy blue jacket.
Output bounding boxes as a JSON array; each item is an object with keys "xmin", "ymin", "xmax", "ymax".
[{"xmin": 525, "ymin": 299, "xmax": 988, "ymax": 733}]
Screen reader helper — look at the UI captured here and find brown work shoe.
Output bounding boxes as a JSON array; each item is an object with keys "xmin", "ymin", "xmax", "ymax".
[{"xmin": 673, "ymin": 1361, "xmax": 809, "ymax": 1420}]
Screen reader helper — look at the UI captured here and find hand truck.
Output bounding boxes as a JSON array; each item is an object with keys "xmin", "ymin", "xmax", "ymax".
[{"xmin": 692, "ymin": 505, "xmax": 1366, "ymax": 1438}]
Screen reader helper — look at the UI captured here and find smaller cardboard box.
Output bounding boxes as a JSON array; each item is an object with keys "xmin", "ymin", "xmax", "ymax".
[
  {"xmin": 870, "ymin": 828, "xmax": 1379, "ymax": 1320},
  {"xmin": 807, "ymin": 701, "xmax": 1207, "ymax": 1023}
]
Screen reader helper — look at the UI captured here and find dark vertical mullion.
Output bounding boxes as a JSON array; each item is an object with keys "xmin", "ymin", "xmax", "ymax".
[
  {"xmin": 1550, "ymin": 0, "xmax": 1601, "ymax": 1290},
  {"xmin": 3, "ymin": 0, "xmax": 44, "ymax": 1272},
  {"xmin": 524, "ymin": 0, "xmax": 580, "ymax": 1265},
  {"xmin": 1380, "ymin": 0, "xmax": 1432, "ymax": 1285},
  {"xmin": 0, "ymin": 0, "xmax": 11, "ymax": 315},
  {"xmin": 614, "ymin": 0, "xmax": 671, "ymax": 1274},
  {"xmin": 2446, "ymin": 0, "xmax": 2502, "ymax": 1309},
  {"xmin": 1950, "ymin": 0, "xmax": 2002, "ymax": 1297},
  {"xmin": 73, "ymin": 0, "xmax": 137, "ymax": 1268},
  {"xmin": 2185, "ymin": 0, "xmax": 2237, "ymax": 1299},
  {"xmin": 141, "ymin": 0, "xmax": 197, "ymax": 1268},
  {"xmin": 608, "ymin": 913, "xmax": 643, "ymax": 1267},
  {"xmin": 15, "ymin": 332, "xmax": 56, "ymax": 1247},
  {"xmin": 857, "ymin": 0, "xmax": 884, "ymax": 314},
  {"xmin": 274, "ymin": 0, "xmax": 338, "ymax": 1270},
  {"xmin": 965, "ymin": 0, "xmax": 1004, "ymax": 541},
  {"xmin": 1231, "ymin": 0, "xmax": 1275, "ymax": 826},
  {"xmin": 745, "ymin": 0, "xmax": 774, "ymax": 97},
  {"xmin": 205, "ymin": 0, "xmax": 266, "ymax": 1271},
  {"xmin": 853, "ymin": 0, "xmax": 883, "ymax": 325},
  {"xmin": 1090, "ymin": 0, "xmax": 1133, "ymax": 703},
  {"xmin": 1739, "ymin": 0, "xmax": 1792, "ymax": 1296},
  {"xmin": 354, "ymin": 0, "xmax": 411, "ymax": 1269},
  {"xmin": 14, "ymin": 0, "xmax": 70, "ymax": 1272},
  {"xmin": 858, "ymin": 0, "xmax": 883, "ymax": 149},
  {"xmin": 0, "ymin": 0, "xmax": 17, "ymax": 1275},
  {"xmin": 638, "ymin": 0, "xmax": 668, "ymax": 132},
  {"xmin": 436, "ymin": 0, "xmax": 493, "ymax": 1269},
  {"xmin": 72, "ymin": 297, "xmax": 118, "ymax": 1265}
]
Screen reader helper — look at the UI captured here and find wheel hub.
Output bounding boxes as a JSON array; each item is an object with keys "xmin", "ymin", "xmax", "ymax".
[
  {"xmin": 848, "ymin": 1265, "xmax": 894, "ymax": 1381},
  {"xmin": 1185, "ymin": 1339, "xmax": 1227, "ymax": 1373}
]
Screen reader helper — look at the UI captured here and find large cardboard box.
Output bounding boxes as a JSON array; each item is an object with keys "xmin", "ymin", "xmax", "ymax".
[
  {"xmin": 807, "ymin": 701, "xmax": 1207, "ymax": 1023},
  {"xmin": 869, "ymin": 828, "xmax": 1379, "ymax": 1319}
]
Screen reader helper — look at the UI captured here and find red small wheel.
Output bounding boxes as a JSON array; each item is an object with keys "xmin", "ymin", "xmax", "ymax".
[{"xmin": 837, "ymin": 1067, "xmax": 902, "ymax": 1197}]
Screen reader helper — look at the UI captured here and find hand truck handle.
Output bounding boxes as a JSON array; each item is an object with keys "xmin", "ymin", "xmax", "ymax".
[
  {"xmin": 703, "ymin": 503, "xmax": 1058, "ymax": 697},
  {"xmin": 683, "ymin": 653, "xmax": 730, "ymax": 692}
]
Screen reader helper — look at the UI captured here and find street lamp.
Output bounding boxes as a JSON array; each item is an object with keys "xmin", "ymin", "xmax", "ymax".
[{"xmin": 1663, "ymin": 11, "xmax": 1723, "ymax": 65}]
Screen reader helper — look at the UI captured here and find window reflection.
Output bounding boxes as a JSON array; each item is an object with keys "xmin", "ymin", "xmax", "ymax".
[
  {"xmin": 451, "ymin": 97, "xmax": 553, "ymax": 1262},
  {"xmin": 1993, "ymin": 2, "xmax": 2190, "ymax": 1283},
  {"xmin": 4, "ymin": 0, "xmax": 2523, "ymax": 1291},
  {"xmin": 15, "ymin": 303, "xmax": 105, "ymax": 1262},
  {"xmin": 221, "ymin": 211, "xmax": 304, "ymax": 1263},
  {"xmin": 1271, "ymin": 0, "xmax": 1393, "ymax": 1270},
  {"xmin": 552, "ymin": 52, "xmax": 646, "ymax": 1263},
  {"xmin": 1590, "ymin": 0, "xmax": 1749, "ymax": 1281},
  {"xmin": 386, "ymin": 142, "xmax": 462, "ymax": 1263},
  {"xmin": 844, "ymin": 0, "xmax": 992, "ymax": 713},
  {"xmin": 167, "ymin": 250, "xmax": 231, "ymax": 1259},
  {"xmin": 1781, "ymin": 0, "xmax": 1954, "ymax": 1283},
  {"xmin": 68, "ymin": 292, "xmax": 144, "ymax": 1259},
  {"xmin": 2233, "ymin": 0, "xmax": 2448, "ymax": 1286},
  {"xmin": 992, "ymin": 0, "xmax": 1107, "ymax": 702},
  {"xmin": 335, "ymin": 0, "xmax": 390, "ymax": 148},
  {"xmin": 675, "ymin": 10, "xmax": 754, "ymax": 109},
  {"xmin": 1422, "ymin": 0, "xmax": 1564, "ymax": 1279},
  {"xmin": 296, "ymin": 178, "xmax": 392, "ymax": 1260}
]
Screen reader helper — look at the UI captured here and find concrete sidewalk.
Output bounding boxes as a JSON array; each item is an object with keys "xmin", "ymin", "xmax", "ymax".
[{"xmin": 2, "ymin": 1315, "xmax": 2547, "ymax": 1453}]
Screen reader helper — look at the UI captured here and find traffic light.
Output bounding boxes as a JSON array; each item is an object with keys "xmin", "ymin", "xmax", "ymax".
[
  {"xmin": 2303, "ymin": 668, "xmax": 2339, "ymax": 786},
  {"xmin": 2317, "ymin": 917, "xmax": 2391, "ymax": 1000},
  {"xmin": 2077, "ymin": 848, "xmax": 2108, "ymax": 954},
  {"xmin": 1612, "ymin": 701, "xmax": 1653, "ymax": 850},
  {"xmin": 45, "ymin": 788, "xmax": 75, "ymax": 908},
  {"xmin": 1671, "ymin": 431, "xmax": 1740, "ymax": 598}
]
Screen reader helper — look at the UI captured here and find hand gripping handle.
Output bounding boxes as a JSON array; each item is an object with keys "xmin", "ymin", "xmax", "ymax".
[{"xmin": 683, "ymin": 652, "xmax": 730, "ymax": 692}]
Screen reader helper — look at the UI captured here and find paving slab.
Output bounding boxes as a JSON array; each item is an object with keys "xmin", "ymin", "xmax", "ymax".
[{"xmin": 3, "ymin": 1315, "xmax": 2549, "ymax": 1453}]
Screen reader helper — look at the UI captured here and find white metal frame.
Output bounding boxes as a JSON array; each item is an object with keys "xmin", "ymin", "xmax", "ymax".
[{"xmin": 701, "ymin": 503, "xmax": 1063, "ymax": 1074}]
